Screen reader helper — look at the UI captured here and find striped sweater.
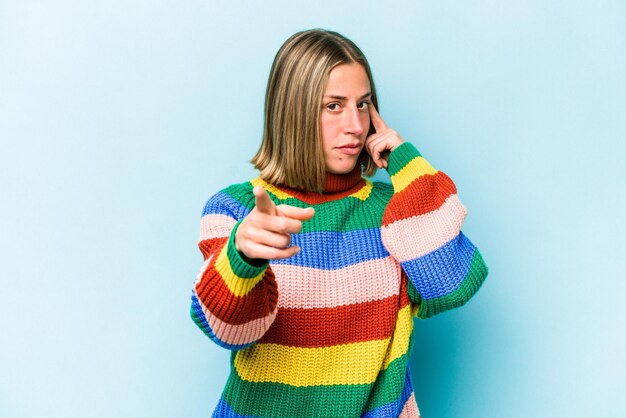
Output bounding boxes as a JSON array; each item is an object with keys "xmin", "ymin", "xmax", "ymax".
[{"xmin": 191, "ymin": 142, "xmax": 488, "ymax": 417}]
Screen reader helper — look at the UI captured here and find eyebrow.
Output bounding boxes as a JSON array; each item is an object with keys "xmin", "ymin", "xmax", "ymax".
[{"xmin": 323, "ymin": 92, "xmax": 372, "ymax": 101}]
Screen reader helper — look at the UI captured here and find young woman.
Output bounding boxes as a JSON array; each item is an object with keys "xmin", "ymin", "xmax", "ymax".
[{"xmin": 191, "ymin": 29, "xmax": 488, "ymax": 418}]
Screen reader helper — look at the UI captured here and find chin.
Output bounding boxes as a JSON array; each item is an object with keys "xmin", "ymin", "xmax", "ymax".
[
  {"xmin": 325, "ymin": 154, "xmax": 361, "ymax": 174},
  {"xmin": 327, "ymin": 163, "xmax": 358, "ymax": 174}
]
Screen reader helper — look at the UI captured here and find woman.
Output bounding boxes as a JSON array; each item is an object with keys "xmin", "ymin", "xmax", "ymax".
[{"xmin": 191, "ymin": 29, "xmax": 488, "ymax": 418}]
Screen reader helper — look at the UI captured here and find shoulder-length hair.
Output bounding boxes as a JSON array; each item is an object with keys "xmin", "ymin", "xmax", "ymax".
[{"xmin": 251, "ymin": 29, "xmax": 379, "ymax": 193}]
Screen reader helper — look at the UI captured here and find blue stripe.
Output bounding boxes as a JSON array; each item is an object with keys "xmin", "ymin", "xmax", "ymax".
[
  {"xmin": 202, "ymin": 191, "xmax": 251, "ymax": 219},
  {"xmin": 190, "ymin": 291, "xmax": 253, "ymax": 351},
  {"xmin": 271, "ymin": 228, "xmax": 389, "ymax": 270},
  {"xmin": 361, "ymin": 368, "xmax": 414, "ymax": 417},
  {"xmin": 401, "ymin": 231, "xmax": 476, "ymax": 300},
  {"xmin": 213, "ymin": 398, "xmax": 261, "ymax": 418}
]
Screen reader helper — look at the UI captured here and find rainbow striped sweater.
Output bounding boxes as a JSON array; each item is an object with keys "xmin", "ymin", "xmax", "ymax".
[{"xmin": 191, "ymin": 142, "xmax": 488, "ymax": 417}]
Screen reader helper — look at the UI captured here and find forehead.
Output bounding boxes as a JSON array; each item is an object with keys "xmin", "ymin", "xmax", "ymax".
[{"xmin": 324, "ymin": 63, "xmax": 371, "ymax": 95}]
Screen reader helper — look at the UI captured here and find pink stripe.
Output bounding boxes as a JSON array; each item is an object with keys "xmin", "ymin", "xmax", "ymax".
[
  {"xmin": 399, "ymin": 392, "xmax": 420, "ymax": 417},
  {"xmin": 198, "ymin": 294, "xmax": 277, "ymax": 346},
  {"xmin": 194, "ymin": 258, "xmax": 275, "ymax": 345},
  {"xmin": 381, "ymin": 194, "xmax": 466, "ymax": 262},
  {"xmin": 208, "ymin": 302, "xmax": 277, "ymax": 346},
  {"xmin": 199, "ymin": 214, "xmax": 237, "ymax": 241},
  {"xmin": 271, "ymin": 257, "xmax": 401, "ymax": 309}
]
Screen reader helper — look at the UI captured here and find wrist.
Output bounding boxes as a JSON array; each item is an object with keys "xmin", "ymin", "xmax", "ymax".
[
  {"xmin": 237, "ymin": 247, "xmax": 268, "ymax": 267},
  {"xmin": 390, "ymin": 139, "xmax": 404, "ymax": 152},
  {"xmin": 387, "ymin": 142, "xmax": 422, "ymax": 175},
  {"xmin": 229, "ymin": 221, "xmax": 269, "ymax": 273}
]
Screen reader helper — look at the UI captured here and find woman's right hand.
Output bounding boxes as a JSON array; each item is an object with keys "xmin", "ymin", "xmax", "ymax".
[{"xmin": 235, "ymin": 186, "xmax": 315, "ymax": 262}]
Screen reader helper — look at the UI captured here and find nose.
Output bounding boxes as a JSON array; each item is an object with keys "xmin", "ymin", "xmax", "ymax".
[{"xmin": 343, "ymin": 106, "xmax": 364, "ymax": 136}]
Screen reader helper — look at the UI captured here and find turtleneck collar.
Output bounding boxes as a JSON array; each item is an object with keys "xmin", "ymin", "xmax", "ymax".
[
  {"xmin": 323, "ymin": 165, "xmax": 363, "ymax": 193},
  {"xmin": 273, "ymin": 165, "xmax": 366, "ymax": 204}
]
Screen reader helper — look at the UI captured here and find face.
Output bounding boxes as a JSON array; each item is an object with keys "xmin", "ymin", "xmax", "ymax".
[{"xmin": 320, "ymin": 63, "xmax": 371, "ymax": 174}]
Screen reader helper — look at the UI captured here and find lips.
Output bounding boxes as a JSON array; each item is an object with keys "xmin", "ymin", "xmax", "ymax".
[{"xmin": 335, "ymin": 143, "xmax": 362, "ymax": 155}]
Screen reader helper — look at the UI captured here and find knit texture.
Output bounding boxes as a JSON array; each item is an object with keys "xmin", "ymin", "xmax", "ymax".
[{"xmin": 191, "ymin": 142, "xmax": 488, "ymax": 417}]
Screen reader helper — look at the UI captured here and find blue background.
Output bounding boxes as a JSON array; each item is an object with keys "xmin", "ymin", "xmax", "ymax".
[{"xmin": 1, "ymin": 1, "xmax": 625, "ymax": 417}]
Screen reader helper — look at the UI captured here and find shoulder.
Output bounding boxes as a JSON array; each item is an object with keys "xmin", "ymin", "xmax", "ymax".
[
  {"xmin": 371, "ymin": 180, "xmax": 394, "ymax": 193},
  {"xmin": 367, "ymin": 180, "xmax": 394, "ymax": 203},
  {"xmin": 200, "ymin": 180, "xmax": 256, "ymax": 219}
]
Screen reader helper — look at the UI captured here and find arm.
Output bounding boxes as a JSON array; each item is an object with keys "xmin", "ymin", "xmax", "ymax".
[
  {"xmin": 380, "ymin": 142, "xmax": 488, "ymax": 319},
  {"xmin": 190, "ymin": 189, "xmax": 279, "ymax": 350}
]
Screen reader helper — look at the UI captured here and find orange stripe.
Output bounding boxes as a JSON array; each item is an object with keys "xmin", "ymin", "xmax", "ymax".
[
  {"xmin": 198, "ymin": 236, "xmax": 227, "ymax": 260},
  {"xmin": 260, "ymin": 270, "xmax": 412, "ymax": 347},
  {"xmin": 382, "ymin": 171, "xmax": 457, "ymax": 225},
  {"xmin": 267, "ymin": 180, "xmax": 368, "ymax": 204},
  {"xmin": 260, "ymin": 296, "xmax": 406, "ymax": 347},
  {"xmin": 195, "ymin": 256, "xmax": 278, "ymax": 325}
]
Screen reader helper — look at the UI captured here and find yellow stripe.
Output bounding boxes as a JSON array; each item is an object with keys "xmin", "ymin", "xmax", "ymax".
[
  {"xmin": 382, "ymin": 304, "xmax": 413, "ymax": 369},
  {"xmin": 250, "ymin": 178, "xmax": 294, "ymax": 200},
  {"xmin": 234, "ymin": 339, "xmax": 388, "ymax": 386},
  {"xmin": 390, "ymin": 156, "xmax": 437, "ymax": 193},
  {"xmin": 349, "ymin": 179, "xmax": 373, "ymax": 200},
  {"xmin": 214, "ymin": 245, "xmax": 264, "ymax": 297},
  {"xmin": 233, "ymin": 305, "xmax": 414, "ymax": 386}
]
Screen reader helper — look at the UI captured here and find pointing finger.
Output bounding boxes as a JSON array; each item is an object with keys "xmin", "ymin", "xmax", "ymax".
[
  {"xmin": 244, "ymin": 241, "xmax": 301, "ymax": 261},
  {"xmin": 369, "ymin": 103, "xmax": 388, "ymax": 133},
  {"xmin": 277, "ymin": 205, "xmax": 315, "ymax": 221},
  {"xmin": 253, "ymin": 186, "xmax": 276, "ymax": 215}
]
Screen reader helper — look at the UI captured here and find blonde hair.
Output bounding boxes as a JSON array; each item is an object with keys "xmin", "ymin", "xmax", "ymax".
[{"xmin": 251, "ymin": 29, "xmax": 379, "ymax": 193}]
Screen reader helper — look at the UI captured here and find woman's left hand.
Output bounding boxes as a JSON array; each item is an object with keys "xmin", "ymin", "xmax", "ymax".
[{"xmin": 365, "ymin": 104, "xmax": 404, "ymax": 169}]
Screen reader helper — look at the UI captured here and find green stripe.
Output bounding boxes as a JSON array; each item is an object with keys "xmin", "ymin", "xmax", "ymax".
[
  {"xmin": 221, "ymin": 352, "xmax": 412, "ymax": 417},
  {"xmin": 300, "ymin": 184, "xmax": 391, "ymax": 232},
  {"xmin": 363, "ymin": 352, "xmax": 412, "ymax": 411},
  {"xmin": 417, "ymin": 248, "xmax": 488, "ymax": 319},
  {"xmin": 406, "ymin": 279, "xmax": 422, "ymax": 307},
  {"xmin": 221, "ymin": 182, "xmax": 255, "ymax": 209},
  {"xmin": 190, "ymin": 305, "xmax": 211, "ymax": 338},
  {"xmin": 223, "ymin": 182, "xmax": 394, "ymax": 233},
  {"xmin": 222, "ymin": 371, "xmax": 369, "ymax": 417},
  {"xmin": 386, "ymin": 142, "xmax": 422, "ymax": 177}
]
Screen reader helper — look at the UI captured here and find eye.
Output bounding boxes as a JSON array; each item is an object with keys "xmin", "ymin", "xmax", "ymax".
[
  {"xmin": 326, "ymin": 103, "xmax": 340, "ymax": 111},
  {"xmin": 357, "ymin": 101, "xmax": 370, "ymax": 110}
]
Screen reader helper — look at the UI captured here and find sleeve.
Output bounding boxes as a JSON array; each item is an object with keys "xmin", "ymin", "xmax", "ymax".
[
  {"xmin": 380, "ymin": 142, "xmax": 488, "ymax": 319},
  {"xmin": 190, "ymin": 188, "xmax": 279, "ymax": 350}
]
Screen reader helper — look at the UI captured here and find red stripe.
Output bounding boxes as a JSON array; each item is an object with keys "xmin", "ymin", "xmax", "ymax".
[
  {"xmin": 195, "ymin": 246, "xmax": 278, "ymax": 325},
  {"xmin": 260, "ymin": 273, "xmax": 412, "ymax": 347},
  {"xmin": 198, "ymin": 236, "xmax": 227, "ymax": 260},
  {"xmin": 270, "ymin": 179, "xmax": 367, "ymax": 205},
  {"xmin": 383, "ymin": 171, "xmax": 457, "ymax": 225}
]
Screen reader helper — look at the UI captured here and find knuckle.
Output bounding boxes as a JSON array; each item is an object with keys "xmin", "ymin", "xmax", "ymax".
[
  {"xmin": 246, "ymin": 227, "xmax": 259, "ymax": 243},
  {"xmin": 277, "ymin": 218, "xmax": 290, "ymax": 233},
  {"xmin": 237, "ymin": 225, "xmax": 250, "ymax": 240},
  {"xmin": 281, "ymin": 234, "xmax": 292, "ymax": 247},
  {"xmin": 241, "ymin": 242, "xmax": 252, "ymax": 256},
  {"xmin": 266, "ymin": 249, "xmax": 281, "ymax": 260},
  {"xmin": 253, "ymin": 212, "xmax": 268, "ymax": 227}
]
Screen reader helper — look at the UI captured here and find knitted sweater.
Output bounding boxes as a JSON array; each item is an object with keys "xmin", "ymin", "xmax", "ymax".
[{"xmin": 191, "ymin": 142, "xmax": 488, "ymax": 418}]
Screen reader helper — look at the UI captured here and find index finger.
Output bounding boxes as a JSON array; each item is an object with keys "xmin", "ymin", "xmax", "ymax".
[
  {"xmin": 368, "ymin": 103, "xmax": 388, "ymax": 132},
  {"xmin": 253, "ymin": 186, "xmax": 276, "ymax": 215}
]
